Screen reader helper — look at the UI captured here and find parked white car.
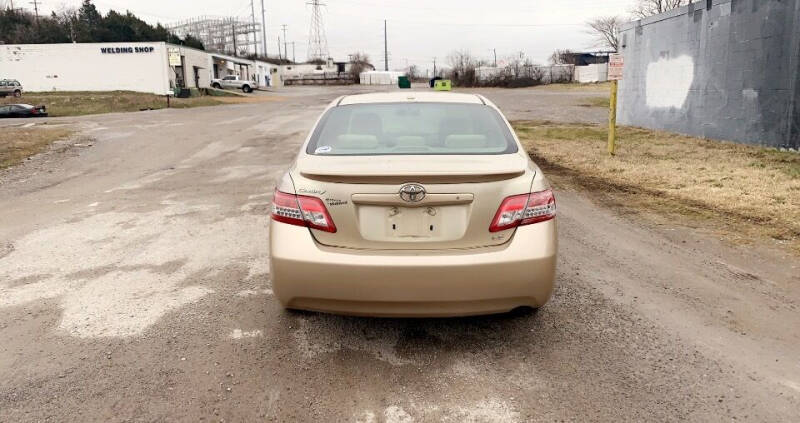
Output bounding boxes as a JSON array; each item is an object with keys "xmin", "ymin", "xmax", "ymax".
[{"xmin": 211, "ymin": 75, "xmax": 253, "ymax": 93}]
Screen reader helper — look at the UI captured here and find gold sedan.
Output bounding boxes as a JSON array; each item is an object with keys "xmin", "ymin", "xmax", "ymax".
[{"xmin": 269, "ymin": 92, "xmax": 557, "ymax": 317}]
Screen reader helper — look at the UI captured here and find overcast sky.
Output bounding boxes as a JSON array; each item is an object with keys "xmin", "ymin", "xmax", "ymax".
[{"xmin": 36, "ymin": 0, "xmax": 636, "ymax": 72}]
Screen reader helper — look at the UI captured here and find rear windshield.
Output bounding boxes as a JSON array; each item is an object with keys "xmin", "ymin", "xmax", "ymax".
[{"xmin": 306, "ymin": 103, "xmax": 518, "ymax": 155}]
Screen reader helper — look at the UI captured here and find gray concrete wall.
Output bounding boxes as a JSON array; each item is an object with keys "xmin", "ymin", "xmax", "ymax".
[{"xmin": 618, "ymin": 0, "xmax": 800, "ymax": 150}]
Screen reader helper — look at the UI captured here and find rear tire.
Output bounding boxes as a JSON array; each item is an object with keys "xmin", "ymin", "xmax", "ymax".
[
  {"xmin": 242, "ymin": 85, "xmax": 252, "ymax": 93},
  {"xmin": 212, "ymin": 83, "xmax": 221, "ymax": 89},
  {"xmin": 13, "ymin": 90, "xmax": 21, "ymax": 98}
]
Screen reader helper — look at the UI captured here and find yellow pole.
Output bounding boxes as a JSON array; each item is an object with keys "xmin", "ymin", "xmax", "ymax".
[{"xmin": 608, "ymin": 80, "xmax": 618, "ymax": 156}]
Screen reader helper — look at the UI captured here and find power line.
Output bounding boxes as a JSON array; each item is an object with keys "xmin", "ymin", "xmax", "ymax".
[
  {"xmin": 325, "ymin": 10, "xmax": 585, "ymax": 27},
  {"xmin": 333, "ymin": 0, "xmax": 631, "ymax": 16}
]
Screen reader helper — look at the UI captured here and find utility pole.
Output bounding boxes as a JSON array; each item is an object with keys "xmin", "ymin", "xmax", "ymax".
[
  {"xmin": 281, "ymin": 24, "xmax": 288, "ymax": 62},
  {"xmin": 250, "ymin": 0, "xmax": 257, "ymax": 55},
  {"xmin": 260, "ymin": 0, "xmax": 268, "ymax": 57},
  {"xmin": 383, "ymin": 20, "xmax": 388, "ymax": 71},
  {"xmin": 493, "ymin": 48, "xmax": 497, "ymax": 67},
  {"xmin": 232, "ymin": 21, "xmax": 237, "ymax": 55},
  {"xmin": 291, "ymin": 42, "xmax": 296, "ymax": 63},
  {"xmin": 277, "ymin": 36, "xmax": 282, "ymax": 60},
  {"xmin": 433, "ymin": 57, "xmax": 436, "ymax": 77},
  {"xmin": 29, "ymin": 0, "xmax": 40, "ymax": 25}
]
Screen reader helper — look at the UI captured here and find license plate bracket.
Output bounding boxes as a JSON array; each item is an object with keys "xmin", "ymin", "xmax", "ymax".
[{"xmin": 387, "ymin": 206, "xmax": 440, "ymax": 238}]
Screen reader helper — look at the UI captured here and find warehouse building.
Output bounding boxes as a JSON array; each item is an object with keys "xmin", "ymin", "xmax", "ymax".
[{"xmin": 0, "ymin": 42, "xmax": 280, "ymax": 95}]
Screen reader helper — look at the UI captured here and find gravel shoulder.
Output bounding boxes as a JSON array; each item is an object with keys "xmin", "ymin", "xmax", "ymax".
[{"xmin": 0, "ymin": 85, "xmax": 798, "ymax": 422}]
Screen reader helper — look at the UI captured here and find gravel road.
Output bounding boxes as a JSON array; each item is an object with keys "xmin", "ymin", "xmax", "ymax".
[{"xmin": 0, "ymin": 85, "xmax": 798, "ymax": 422}]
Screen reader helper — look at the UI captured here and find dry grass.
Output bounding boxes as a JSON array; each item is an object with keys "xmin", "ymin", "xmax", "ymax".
[
  {"xmin": 1, "ymin": 91, "xmax": 277, "ymax": 117},
  {"xmin": 533, "ymin": 82, "xmax": 612, "ymax": 92},
  {"xmin": 578, "ymin": 96, "xmax": 611, "ymax": 108},
  {"xmin": 0, "ymin": 126, "xmax": 74, "ymax": 169},
  {"xmin": 514, "ymin": 121, "xmax": 800, "ymax": 252}
]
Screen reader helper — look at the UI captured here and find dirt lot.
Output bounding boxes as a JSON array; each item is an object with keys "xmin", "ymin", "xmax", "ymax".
[{"xmin": 0, "ymin": 85, "xmax": 798, "ymax": 422}]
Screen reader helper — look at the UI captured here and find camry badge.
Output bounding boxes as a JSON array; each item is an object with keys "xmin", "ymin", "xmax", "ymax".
[{"xmin": 399, "ymin": 183, "xmax": 426, "ymax": 203}]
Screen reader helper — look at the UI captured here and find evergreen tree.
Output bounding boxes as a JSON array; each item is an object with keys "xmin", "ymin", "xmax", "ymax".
[{"xmin": 0, "ymin": 0, "xmax": 204, "ymax": 49}]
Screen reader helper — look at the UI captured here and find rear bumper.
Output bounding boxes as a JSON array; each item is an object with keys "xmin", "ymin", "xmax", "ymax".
[{"xmin": 268, "ymin": 221, "xmax": 557, "ymax": 317}]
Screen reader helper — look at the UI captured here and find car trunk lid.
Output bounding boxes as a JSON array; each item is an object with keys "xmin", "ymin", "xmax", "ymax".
[{"xmin": 290, "ymin": 154, "xmax": 533, "ymax": 250}]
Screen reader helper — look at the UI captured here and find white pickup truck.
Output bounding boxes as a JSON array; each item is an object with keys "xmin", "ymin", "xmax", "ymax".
[{"xmin": 211, "ymin": 75, "xmax": 254, "ymax": 93}]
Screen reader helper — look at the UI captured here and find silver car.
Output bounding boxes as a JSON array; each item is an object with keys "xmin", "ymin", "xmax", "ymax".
[
  {"xmin": 210, "ymin": 75, "xmax": 253, "ymax": 93},
  {"xmin": 0, "ymin": 80, "xmax": 23, "ymax": 98}
]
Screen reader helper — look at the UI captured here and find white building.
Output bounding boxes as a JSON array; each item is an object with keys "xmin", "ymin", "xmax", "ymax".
[
  {"xmin": 280, "ymin": 59, "xmax": 338, "ymax": 80},
  {"xmin": 279, "ymin": 59, "xmax": 375, "ymax": 84},
  {"xmin": 0, "ymin": 42, "xmax": 282, "ymax": 94},
  {"xmin": 574, "ymin": 63, "xmax": 609, "ymax": 83},
  {"xmin": 359, "ymin": 71, "xmax": 405, "ymax": 85}
]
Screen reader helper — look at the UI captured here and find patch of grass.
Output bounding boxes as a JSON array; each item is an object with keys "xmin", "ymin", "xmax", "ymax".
[
  {"xmin": 513, "ymin": 120, "xmax": 800, "ymax": 253},
  {"xmin": 1, "ymin": 91, "xmax": 277, "ymax": 117},
  {"xmin": 533, "ymin": 82, "xmax": 612, "ymax": 92},
  {"xmin": 578, "ymin": 96, "xmax": 611, "ymax": 108},
  {"xmin": 0, "ymin": 126, "xmax": 74, "ymax": 169}
]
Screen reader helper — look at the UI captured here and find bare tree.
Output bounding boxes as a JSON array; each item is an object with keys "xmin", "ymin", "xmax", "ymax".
[
  {"xmin": 447, "ymin": 49, "xmax": 479, "ymax": 86},
  {"xmin": 549, "ymin": 49, "xmax": 577, "ymax": 65},
  {"xmin": 349, "ymin": 52, "xmax": 372, "ymax": 83},
  {"xmin": 632, "ymin": 0, "xmax": 692, "ymax": 18},
  {"xmin": 586, "ymin": 16, "xmax": 623, "ymax": 52},
  {"xmin": 406, "ymin": 64, "xmax": 420, "ymax": 81},
  {"xmin": 447, "ymin": 49, "xmax": 476, "ymax": 76}
]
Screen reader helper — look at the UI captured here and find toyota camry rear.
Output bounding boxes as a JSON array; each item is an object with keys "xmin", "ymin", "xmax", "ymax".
[{"xmin": 269, "ymin": 92, "xmax": 557, "ymax": 317}]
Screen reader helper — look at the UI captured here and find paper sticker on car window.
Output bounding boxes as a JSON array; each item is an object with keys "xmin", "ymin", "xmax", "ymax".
[{"xmin": 315, "ymin": 146, "xmax": 332, "ymax": 154}]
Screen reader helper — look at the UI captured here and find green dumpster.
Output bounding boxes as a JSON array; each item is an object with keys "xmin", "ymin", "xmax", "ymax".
[
  {"xmin": 434, "ymin": 79, "xmax": 452, "ymax": 91},
  {"xmin": 398, "ymin": 76, "xmax": 411, "ymax": 89}
]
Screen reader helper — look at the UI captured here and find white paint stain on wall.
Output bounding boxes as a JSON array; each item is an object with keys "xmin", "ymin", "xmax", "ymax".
[{"xmin": 645, "ymin": 55, "xmax": 695, "ymax": 109}]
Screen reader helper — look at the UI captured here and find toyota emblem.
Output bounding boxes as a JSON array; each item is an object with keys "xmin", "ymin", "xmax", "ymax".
[{"xmin": 399, "ymin": 183, "xmax": 426, "ymax": 202}]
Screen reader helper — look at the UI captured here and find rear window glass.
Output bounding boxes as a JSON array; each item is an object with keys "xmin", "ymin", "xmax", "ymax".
[{"xmin": 306, "ymin": 103, "xmax": 518, "ymax": 156}]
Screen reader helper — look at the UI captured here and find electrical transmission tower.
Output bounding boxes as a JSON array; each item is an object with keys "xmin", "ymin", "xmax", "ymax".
[
  {"xmin": 168, "ymin": 16, "xmax": 261, "ymax": 56},
  {"xmin": 306, "ymin": 0, "xmax": 329, "ymax": 62}
]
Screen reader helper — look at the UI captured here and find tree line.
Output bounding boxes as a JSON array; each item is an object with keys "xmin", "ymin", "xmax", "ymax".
[
  {"xmin": 0, "ymin": 0, "xmax": 204, "ymax": 50},
  {"xmin": 434, "ymin": 0, "xmax": 701, "ymax": 87}
]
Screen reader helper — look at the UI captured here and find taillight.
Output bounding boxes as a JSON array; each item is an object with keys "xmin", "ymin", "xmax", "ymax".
[
  {"xmin": 271, "ymin": 190, "xmax": 337, "ymax": 233},
  {"xmin": 489, "ymin": 189, "xmax": 556, "ymax": 232}
]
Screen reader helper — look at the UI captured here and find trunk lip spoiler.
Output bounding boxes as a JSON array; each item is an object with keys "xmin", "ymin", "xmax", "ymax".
[
  {"xmin": 351, "ymin": 193, "xmax": 474, "ymax": 207},
  {"xmin": 298, "ymin": 170, "xmax": 526, "ymax": 184}
]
